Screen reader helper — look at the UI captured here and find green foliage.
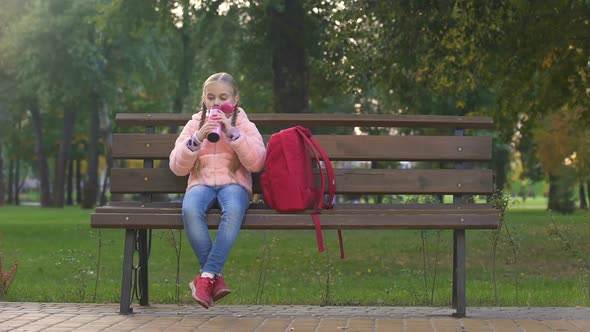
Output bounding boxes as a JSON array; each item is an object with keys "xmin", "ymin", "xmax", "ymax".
[
  {"xmin": 317, "ymin": 0, "xmax": 590, "ymax": 202},
  {"xmin": 2, "ymin": 1, "xmax": 590, "ymax": 210},
  {"xmin": 53, "ymin": 249, "xmax": 94, "ymax": 302},
  {"xmin": 546, "ymin": 213, "xmax": 590, "ymax": 301},
  {"xmin": 95, "ymin": 0, "xmax": 179, "ymax": 114},
  {"xmin": 488, "ymin": 190, "xmax": 520, "ymax": 304},
  {"xmin": 160, "ymin": 230, "xmax": 183, "ymax": 303},
  {"xmin": 254, "ymin": 232, "xmax": 277, "ymax": 304}
]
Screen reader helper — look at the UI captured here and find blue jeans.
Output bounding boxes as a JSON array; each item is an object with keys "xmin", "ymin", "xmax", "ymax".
[{"xmin": 182, "ymin": 184, "xmax": 250, "ymax": 276}]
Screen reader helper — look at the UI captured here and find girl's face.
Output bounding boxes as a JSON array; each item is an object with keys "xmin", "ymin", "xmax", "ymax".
[{"xmin": 203, "ymin": 81, "xmax": 238, "ymax": 115}]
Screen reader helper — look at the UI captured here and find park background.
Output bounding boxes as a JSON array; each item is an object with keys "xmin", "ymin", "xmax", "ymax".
[{"xmin": 0, "ymin": 1, "xmax": 589, "ymax": 308}]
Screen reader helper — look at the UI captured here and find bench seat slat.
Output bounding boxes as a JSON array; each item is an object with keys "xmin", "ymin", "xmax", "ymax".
[
  {"xmin": 112, "ymin": 134, "xmax": 492, "ymax": 161},
  {"xmin": 115, "ymin": 113, "xmax": 494, "ymax": 129},
  {"xmin": 91, "ymin": 212, "xmax": 499, "ymax": 230},
  {"xmin": 110, "ymin": 168, "xmax": 493, "ymax": 195}
]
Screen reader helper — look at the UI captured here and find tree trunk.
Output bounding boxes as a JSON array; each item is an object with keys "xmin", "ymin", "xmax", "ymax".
[
  {"xmin": 547, "ymin": 175, "xmax": 559, "ymax": 211},
  {"xmin": 269, "ymin": 0, "xmax": 309, "ymax": 114},
  {"xmin": 580, "ymin": 182, "xmax": 589, "ymax": 210},
  {"xmin": 110, "ymin": 160, "xmax": 124, "ymax": 202},
  {"xmin": 82, "ymin": 90, "xmax": 100, "ymax": 209},
  {"xmin": 547, "ymin": 168, "xmax": 576, "ymax": 214},
  {"xmin": 0, "ymin": 145, "xmax": 4, "ymax": 206},
  {"xmin": 494, "ymin": 167, "xmax": 507, "ymax": 194},
  {"xmin": 30, "ymin": 98, "xmax": 52, "ymax": 207},
  {"xmin": 14, "ymin": 158, "xmax": 20, "ymax": 206},
  {"xmin": 492, "ymin": 144, "xmax": 510, "ymax": 193},
  {"xmin": 76, "ymin": 158, "xmax": 82, "ymax": 204},
  {"xmin": 99, "ymin": 97, "xmax": 112, "ymax": 207},
  {"xmin": 76, "ymin": 159, "xmax": 84, "ymax": 205},
  {"xmin": 67, "ymin": 155, "xmax": 74, "ymax": 206},
  {"xmin": 7, "ymin": 158, "xmax": 13, "ymax": 204},
  {"xmin": 99, "ymin": 168, "xmax": 109, "ymax": 206},
  {"xmin": 52, "ymin": 110, "xmax": 76, "ymax": 207}
]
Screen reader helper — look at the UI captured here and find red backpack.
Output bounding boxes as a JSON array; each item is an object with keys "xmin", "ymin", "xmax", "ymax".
[{"xmin": 260, "ymin": 126, "xmax": 344, "ymax": 258}]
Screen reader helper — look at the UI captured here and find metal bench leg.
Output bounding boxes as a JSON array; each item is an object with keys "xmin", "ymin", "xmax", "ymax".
[
  {"xmin": 120, "ymin": 229, "xmax": 136, "ymax": 314},
  {"xmin": 452, "ymin": 230, "xmax": 466, "ymax": 318},
  {"xmin": 138, "ymin": 229, "xmax": 149, "ymax": 306}
]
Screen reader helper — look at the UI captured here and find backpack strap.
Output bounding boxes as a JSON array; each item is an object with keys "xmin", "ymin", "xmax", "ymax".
[
  {"xmin": 294, "ymin": 127, "xmax": 344, "ymax": 259},
  {"xmin": 294, "ymin": 127, "xmax": 335, "ymax": 209},
  {"xmin": 294, "ymin": 127, "xmax": 327, "ymax": 211},
  {"xmin": 307, "ymin": 135, "xmax": 336, "ymax": 209},
  {"xmin": 293, "ymin": 128, "xmax": 326, "ymax": 254},
  {"xmin": 311, "ymin": 214, "xmax": 325, "ymax": 252}
]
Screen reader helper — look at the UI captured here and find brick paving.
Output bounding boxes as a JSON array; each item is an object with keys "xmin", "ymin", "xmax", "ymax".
[{"xmin": 1, "ymin": 302, "xmax": 589, "ymax": 331}]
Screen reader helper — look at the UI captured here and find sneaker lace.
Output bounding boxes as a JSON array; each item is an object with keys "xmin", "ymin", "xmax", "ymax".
[
  {"xmin": 202, "ymin": 277, "xmax": 214, "ymax": 292},
  {"xmin": 209, "ymin": 278, "xmax": 215, "ymax": 286}
]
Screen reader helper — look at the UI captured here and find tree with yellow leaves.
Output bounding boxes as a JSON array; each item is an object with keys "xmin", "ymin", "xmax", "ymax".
[{"xmin": 535, "ymin": 105, "xmax": 589, "ymax": 213}]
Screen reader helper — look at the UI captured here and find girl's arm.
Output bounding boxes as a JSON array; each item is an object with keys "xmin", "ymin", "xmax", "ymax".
[
  {"xmin": 169, "ymin": 117, "xmax": 201, "ymax": 176},
  {"xmin": 229, "ymin": 114, "xmax": 266, "ymax": 173}
]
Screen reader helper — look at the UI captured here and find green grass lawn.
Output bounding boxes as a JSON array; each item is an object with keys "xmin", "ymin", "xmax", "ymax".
[{"xmin": 0, "ymin": 199, "xmax": 589, "ymax": 307}]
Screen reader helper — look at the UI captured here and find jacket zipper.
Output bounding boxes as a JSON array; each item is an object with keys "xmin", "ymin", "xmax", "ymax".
[{"xmin": 213, "ymin": 142, "xmax": 217, "ymax": 186}]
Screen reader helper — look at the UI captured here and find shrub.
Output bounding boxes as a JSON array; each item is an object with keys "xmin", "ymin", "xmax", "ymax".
[{"xmin": 0, "ymin": 254, "xmax": 18, "ymax": 297}]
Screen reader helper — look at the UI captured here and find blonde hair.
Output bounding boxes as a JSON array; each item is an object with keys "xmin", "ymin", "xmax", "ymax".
[{"xmin": 199, "ymin": 72, "xmax": 240, "ymax": 128}]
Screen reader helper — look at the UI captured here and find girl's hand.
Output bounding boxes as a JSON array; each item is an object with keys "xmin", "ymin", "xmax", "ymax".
[
  {"xmin": 196, "ymin": 118, "xmax": 218, "ymax": 142},
  {"xmin": 210, "ymin": 111, "xmax": 232, "ymax": 134}
]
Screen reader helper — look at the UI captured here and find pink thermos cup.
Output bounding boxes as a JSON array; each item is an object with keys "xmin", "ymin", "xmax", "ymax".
[{"xmin": 206, "ymin": 103, "xmax": 235, "ymax": 142}]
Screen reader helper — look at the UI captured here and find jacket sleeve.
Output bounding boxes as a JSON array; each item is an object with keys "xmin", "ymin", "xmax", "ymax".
[
  {"xmin": 169, "ymin": 118, "xmax": 200, "ymax": 176},
  {"xmin": 230, "ymin": 116, "xmax": 266, "ymax": 173}
]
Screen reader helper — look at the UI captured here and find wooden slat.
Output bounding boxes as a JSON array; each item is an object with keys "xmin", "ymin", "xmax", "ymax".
[
  {"xmin": 91, "ymin": 212, "xmax": 499, "ymax": 230},
  {"xmin": 110, "ymin": 168, "xmax": 493, "ymax": 194},
  {"xmin": 115, "ymin": 113, "xmax": 494, "ymax": 129},
  {"xmin": 94, "ymin": 204, "xmax": 497, "ymax": 215},
  {"xmin": 102, "ymin": 201, "xmax": 496, "ymax": 210},
  {"xmin": 112, "ymin": 134, "xmax": 492, "ymax": 161}
]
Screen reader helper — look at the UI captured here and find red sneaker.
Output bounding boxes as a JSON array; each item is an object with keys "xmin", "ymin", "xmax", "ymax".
[
  {"xmin": 188, "ymin": 274, "xmax": 215, "ymax": 309},
  {"xmin": 212, "ymin": 276, "xmax": 231, "ymax": 302}
]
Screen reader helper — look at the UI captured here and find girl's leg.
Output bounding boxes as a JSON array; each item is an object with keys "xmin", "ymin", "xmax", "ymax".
[
  {"xmin": 182, "ymin": 185, "xmax": 217, "ymax": 270},
  {"xmin": 202, "ymin": 184, "xmax": 249, "ymax": 275}
]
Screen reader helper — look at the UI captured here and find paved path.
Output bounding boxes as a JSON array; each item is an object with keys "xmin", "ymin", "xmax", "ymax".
[{"xmin": 1, "ymin": 302, "xmax": 589, "ymax": 331}]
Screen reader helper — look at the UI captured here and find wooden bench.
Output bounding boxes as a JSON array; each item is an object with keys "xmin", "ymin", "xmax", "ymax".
[{"xmin": 91, "ymin": 113, "xmax": 499, "ymax": 317}]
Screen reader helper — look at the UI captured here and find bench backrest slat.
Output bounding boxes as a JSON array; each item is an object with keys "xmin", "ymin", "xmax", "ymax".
[
  {"xmin": 113, "ymin": 134, "xmax": 492, "ymax": 161},
  {"xmin": 115, "ymin": 113, "xmax": 493, "ymax": 129},
  {"xmin": 110, "ymin": 168, "xmax": 493, "ymax": 195}
]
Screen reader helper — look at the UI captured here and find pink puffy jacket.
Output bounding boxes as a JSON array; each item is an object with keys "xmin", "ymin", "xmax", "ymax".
[{"xmin": 169, "ymin": 109, "xmax": 266, "ymax": 195}]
